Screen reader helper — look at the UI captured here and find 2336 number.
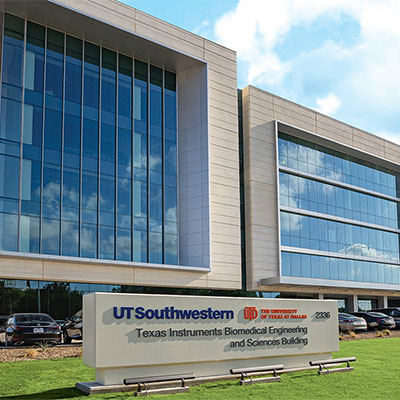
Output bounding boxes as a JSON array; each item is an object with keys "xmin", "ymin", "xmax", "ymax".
[{"xmin": 315, "ymin": 312, "xmax": 330, "ymax": 319}]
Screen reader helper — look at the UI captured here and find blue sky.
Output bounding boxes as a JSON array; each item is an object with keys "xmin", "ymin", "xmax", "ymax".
[{"xmin": 123, "ymin": 0, "xmax": 400, "ymax": 145}]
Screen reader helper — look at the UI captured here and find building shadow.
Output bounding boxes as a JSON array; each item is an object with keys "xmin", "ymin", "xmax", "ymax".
[{"xmin": 0, "ymin": 387, "xmax": 82, "ymax": 400}]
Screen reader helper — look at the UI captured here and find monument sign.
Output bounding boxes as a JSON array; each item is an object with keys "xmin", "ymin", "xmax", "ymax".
[{"xmin": 83, "ymin": 293, "xmax": 338, "ymax": 385}]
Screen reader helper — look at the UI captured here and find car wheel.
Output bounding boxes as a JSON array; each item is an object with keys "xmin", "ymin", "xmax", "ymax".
[
  {"xmin": 5, "ymin": 336, "xmax": 13, "ymax": 347},
  {"xmin": 62, "ymin": 329, "xmax": 72, "ymax": 344}
]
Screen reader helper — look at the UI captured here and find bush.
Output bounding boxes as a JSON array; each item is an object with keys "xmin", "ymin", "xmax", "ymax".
[{"xmin": 25, "ymin": 349, "xmax": 39, "ymax": 359}]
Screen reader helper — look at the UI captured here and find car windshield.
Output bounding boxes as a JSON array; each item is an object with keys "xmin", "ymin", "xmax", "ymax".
[
  {"xmin": 71, "ymin": 310, "xmax": 82, "ymax": 320},
  {"xmin": 339, "ymin": 313, "xmax": 356, "ymax": 319},
  {"xmin": 15, "ymin": 314, "xmax": 53, "ymax": 323},
  {"xmin": 368, "ymin": 312, "xmax": 387, "ymax": 317}
]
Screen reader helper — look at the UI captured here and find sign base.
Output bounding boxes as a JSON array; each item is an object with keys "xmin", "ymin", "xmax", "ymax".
[{"xmin": 92, "ymin": 353, "xmax": 331, "ymax": 385}]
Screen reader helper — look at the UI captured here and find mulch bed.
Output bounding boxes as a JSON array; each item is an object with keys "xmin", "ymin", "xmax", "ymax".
[
  {"xmin": 0, "ymin": 345, "xmax": 82, "ymax": 363},
  {"xmin": 340, "ymin": 330, "xmax": 400, "ymax": 341}
]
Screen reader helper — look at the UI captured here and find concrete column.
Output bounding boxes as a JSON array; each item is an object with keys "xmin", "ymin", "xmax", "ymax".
[
  {"xmin": 318, "ymin": 293, "xmax": 324, "ymax": 300},
  {"xmin": 348, "ymin": 295, "xmax": 358, "ymax": 312},
  {"xmin": 378, "ymin": 296, "xmax": 388, "ymax": 309}
]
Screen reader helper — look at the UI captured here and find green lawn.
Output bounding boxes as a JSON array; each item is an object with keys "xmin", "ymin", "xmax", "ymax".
[{"xmin": 1, "ymin": 338, "xmax": 400, "ymax": 400}]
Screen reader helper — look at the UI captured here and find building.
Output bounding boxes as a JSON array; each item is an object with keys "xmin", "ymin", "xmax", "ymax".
[
  {"xmin": 0, "ymin": 0, "xmax": 399, "ymax": 317},
  {"xmin": 241, "ymin": 86, "xmax": 400, "ymax": 311}
]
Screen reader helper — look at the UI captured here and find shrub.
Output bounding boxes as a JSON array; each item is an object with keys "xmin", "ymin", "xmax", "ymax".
[{"xmin": 25, "ymin": 349, "xmax": 39, "ymax": 359}]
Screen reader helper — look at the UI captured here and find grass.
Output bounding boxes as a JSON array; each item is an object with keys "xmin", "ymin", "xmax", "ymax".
[{"xmin": 1, "ymin": 338, "xmax": 400, "ymax": 399}]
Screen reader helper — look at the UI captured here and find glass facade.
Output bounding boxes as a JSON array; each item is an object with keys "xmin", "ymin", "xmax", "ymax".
[
  {"xmin": 278, "ymin": 133, "xmax": 400, "ymax": 285},
  {"xmin": 0, "ymin": 14, "xmax": 178, "ymax": 264},
  {"xmin": 282, "ymin": 252, "xmax": 400, "ymax": 284},
  {"xmin": 280, "ymin": 211, "xmax": 399, "ymax": 261},
  {"xmin": 280, "ymin": 172, "xmax": 398, "ymax": 229},
  {"xmin": 278, "ymin": 132, "xmax": 399, "ymax": 197}
]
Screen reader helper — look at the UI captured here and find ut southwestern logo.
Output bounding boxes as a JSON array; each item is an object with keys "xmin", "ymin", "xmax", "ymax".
[{"xmin": 113, "ymin": 306, "xmax": 235, "ymax": 320}]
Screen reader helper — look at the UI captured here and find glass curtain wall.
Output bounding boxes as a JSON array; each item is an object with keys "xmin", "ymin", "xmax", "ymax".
[
  {"xmin": 0, "ymin": 14, "xmax": 24, "ymax": 252},
  {"xmin": 278, "ymin": 133, "xmax": 400, "ymax": 284},
  {"xmin": 0, "ymin": 13, "xmax": 178, "ymax": 265}
]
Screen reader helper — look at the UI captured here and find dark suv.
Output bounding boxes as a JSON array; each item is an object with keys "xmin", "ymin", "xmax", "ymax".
[
  {"xmin": 62, "ymin": 310, "xmax": 82, "ymax": 344},
  {"xmin": 370, "ymin": 308, "xmax": 400, "ymax": 329},
  {"xmin": 4, "ymin": 313, "xmax": 62, "ymax": 346}
]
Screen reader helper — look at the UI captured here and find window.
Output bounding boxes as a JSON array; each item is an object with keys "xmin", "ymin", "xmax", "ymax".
[{"xmin": 0, "ymin": 15, "xmax": 179, "ymax": 265}]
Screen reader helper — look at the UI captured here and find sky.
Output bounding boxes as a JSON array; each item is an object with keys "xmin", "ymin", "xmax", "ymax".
[{"xmin": 123, "ymin": 0, "xmax": 400, "ymax": 145}]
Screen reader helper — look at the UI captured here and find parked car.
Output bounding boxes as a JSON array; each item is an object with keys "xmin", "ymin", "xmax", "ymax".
[
  {"xmin": 370, "ymin": 308, "xmax": 400, "ymax": 329},
  {"xmin": 62, "ymin": 310, "xmax": 82, "ymax": 344},
  {"xmin": 0, "ymin": 315, "xmax": 9, "ymax": 333},
  {"xmin": 350, "ymin": 312, "xmax": 396, "ymax": 330},
  {"xmin": 338, "ymin": 313, "xmax": 367, "ymax": 332},
  {"xmin": 4, "ymin": 313, "xmax": 62, "ymax": 346}
]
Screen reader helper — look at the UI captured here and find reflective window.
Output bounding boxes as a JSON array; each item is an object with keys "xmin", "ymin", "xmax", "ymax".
[
  {"xmin": 25, "ymin": 22, "xmax": 45, "ymax": 93},
  {"xmin": 20, "ymin": 215, "xmax": 39, "ymax": 253},
  {"xmin": 0, "ymin": 213, "xmax": 18, "ymax": 251},
  {"xmin": 282, "ymin": 251, "xmax": 400, "ymax": 285},
  {"xmin": 44, "ymin": 109, "xmax": 62, "ymax": 150},
  {"xmin": 21, "ymin": 158, "xmax": 41, "ymax": 216},
  {"xmin": 81, "ymin": 223, "xmax": 97, "ymax": 258},
  {"xmin": 2, "ymin": 14, "xmax": 24, "ymax": 87},
  {"xmin": 278, "ymin": 133, "xmax": 398, "ymax": 197},
  {"xmin": 23, "ymin": 104, "xmax": 42, "ymax": 147},
  {"xmin": 1, "ymin": 97, "xmax": 22, "ymax": 142},
  {"xmin": 46, "ymin": 29, "xmax": 64, "ymax": 100},
  {"xmin": 0, "ymin": 154, "xmax": 19, "ymax": 199},
  {"xmin": 0, "ymin": 15, "xmax": 178, "ymax": 265},
  {"xmin": 65, "ymin": 36, "xmax": 82, "ymax": 104},
  {"xmin": 280, "ymin": 171, "xmax": 399, "ymax": 229},
  {"xmin": 133, "ymin": 230, "xmax": 147, "ymax": 262},
  {"xmin": 149, "ymin": 232, "xmax": 162, "ymax": 264},
  {"xmin": 63, "ymin": 167, "xmax": 79, "ymax": 208},
  {"xmin": 99, "ymin": 225, "xmax": 114, "ymax": 260},
  {"xmin": 62, "ymin": 221, "xmax": 79, "ymax": 257},
  {"xmin": 280, "ymin": 211, "xmax": 400, "ymax": 261},
  {"xmin": 117, "ymin": 228, "xmax": 131, "ymax": 261},
  {"xmin": 42, "ymin": 218, "xmax": 59, "ymax": 255}
]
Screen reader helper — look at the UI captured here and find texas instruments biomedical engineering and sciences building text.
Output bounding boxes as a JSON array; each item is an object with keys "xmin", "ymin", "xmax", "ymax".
[{"xmin": 0, "ymin": 0, "xmax": 400, "ymax": 317}]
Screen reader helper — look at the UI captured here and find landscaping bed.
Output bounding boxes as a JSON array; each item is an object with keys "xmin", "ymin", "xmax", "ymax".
[
  {"xmin": 0, "ymin": 344, "xmax": 82, "ymax": 363},
  {"xmin": 340, "ymin": 329, "xmax": 400, "ymax": 341}
]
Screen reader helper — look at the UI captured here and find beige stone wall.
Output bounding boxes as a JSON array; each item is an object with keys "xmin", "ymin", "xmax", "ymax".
[
  {"xmin": 243, "ymin": 85, "xmax": 400, "ymax": 291},
  {"xmin": 0, "ymin": 0, "xmax": 241, "ymax": 290}
]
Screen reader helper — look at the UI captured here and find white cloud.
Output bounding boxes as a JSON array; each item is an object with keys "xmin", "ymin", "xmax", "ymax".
[
  {"xmin": 213, "ymin": 0, "xmax": 400, "ymax": 138},
  {"xmin": 193, "ymin": 20, "xmax": 212, "ymax": 37},
  {"xmin": 314, "ymin": 93, "xmax": 341, "ymax": 115}
]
